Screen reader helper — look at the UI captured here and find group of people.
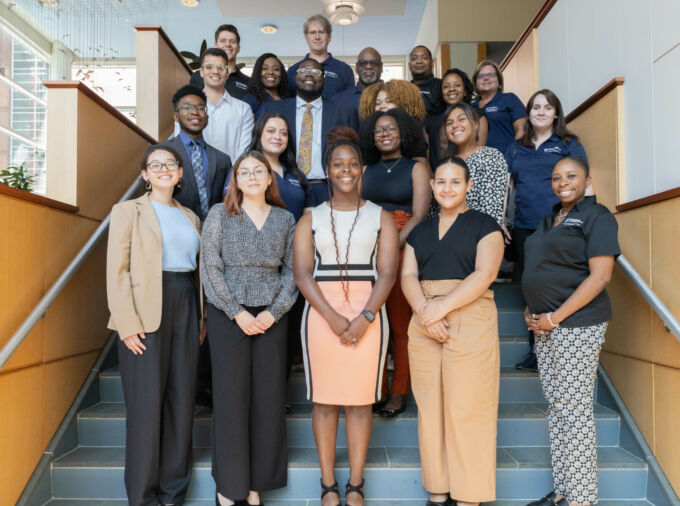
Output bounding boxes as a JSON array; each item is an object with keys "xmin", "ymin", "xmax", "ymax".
[{"xmin": 106, "ymin": 13, "xmax": 620, "ymax": 506}]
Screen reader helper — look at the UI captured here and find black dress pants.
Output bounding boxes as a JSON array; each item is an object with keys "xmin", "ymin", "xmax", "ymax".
[
  {"xmin": 207, "ymin": 303, "xmax": 288, "ymax": 500},
  {"xmin": 117, "ymin": 271, "xmax": 200, "ymax": 506}
]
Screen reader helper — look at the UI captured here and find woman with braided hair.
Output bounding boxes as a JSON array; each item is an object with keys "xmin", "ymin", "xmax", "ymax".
[{"xmin": 293, "ymin": 126, "xmax": 399, "ymax": 506}]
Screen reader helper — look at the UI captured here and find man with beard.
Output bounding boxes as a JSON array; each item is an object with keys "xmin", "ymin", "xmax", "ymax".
[
  {"xmin": 409, "ymin": 45, "xmax": 445, "ymax": 117},
  {"xmin": 333, "ymin": 47, "xmax": 383, "ymax": 131},
  {"xmin": 262, "ymin": 58, "xmax": 338, "ymax": 205}
]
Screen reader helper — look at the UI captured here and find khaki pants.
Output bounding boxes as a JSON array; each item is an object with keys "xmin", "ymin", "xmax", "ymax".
[{"xmin": 408, "ymin": 279, "xmax": 500, "ymax": 503}]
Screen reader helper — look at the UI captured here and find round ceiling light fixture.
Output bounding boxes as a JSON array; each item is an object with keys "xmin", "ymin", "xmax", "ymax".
[
  {"xmin": 260, "ymin": 24, "xmax": 278, "ymax": 34},
  {"xmin": 322, "ymin": 1, "xmax": 366, "ymax": 26},
  {"xmin": 181, "ymin": 0, "xmax": 200, "ymax": 6}
]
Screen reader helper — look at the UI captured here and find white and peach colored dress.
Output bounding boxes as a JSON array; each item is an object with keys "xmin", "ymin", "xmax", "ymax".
[{"xmin": 301, "ymin": 201, "xmax": 389, "ymax": 406}]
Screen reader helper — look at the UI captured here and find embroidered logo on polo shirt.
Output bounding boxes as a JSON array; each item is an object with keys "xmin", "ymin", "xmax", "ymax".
[
  {"xmin": 235, "ymin": 82, "xmax": 248, "ymax": 89},
  {"xmin": 563, "ymin": 217, "xmax": 583, "ymax": 227},
  {"xmin": 485, "ymin": 106, "xmax": 499, "ymax": 113},
  {"xmin": 544, "ymin": 146, "xmax": 562, "ymax": 154},
  {"xmin": 420, "ymin": 90, "xmax": 431, "ymax": 95},
  {"xmin": 325, "ymin": 71, "xmax": 339, "ymax": 79}
]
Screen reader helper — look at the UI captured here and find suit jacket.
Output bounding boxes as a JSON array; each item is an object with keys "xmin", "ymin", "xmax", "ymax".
[
  {"xmin": 259, "ymin": 97, "xmax": 338, "ymax": 168},
  {"xmin": 106, "ymin": 193, "xmax": 201, "ymax": 339},
  {"xmin": 158, "ymin": 136, "xmax": 232, "ymax": 221}
]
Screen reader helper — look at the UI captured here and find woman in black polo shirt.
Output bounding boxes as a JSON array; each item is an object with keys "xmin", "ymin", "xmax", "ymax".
[{"xmin": 522, "ymin": 156, "xmax": 620, "ymax": 506}]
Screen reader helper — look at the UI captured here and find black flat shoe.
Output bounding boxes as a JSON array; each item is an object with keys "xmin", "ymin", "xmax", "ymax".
[
  {"xmin": 554, "ymin": 499, "xmax": 568, "ymax": 506},
  {"xmin": 320, "ymin": 478, "xmax": 340, "ymax": 506},
  {"xmin": 345, "ymin": 477, "xmax": 365, "ymax": 505},
  {"xmin": 515, "ymin": 351, "xmax": 538, "ymax": 373},
  {"xmin": 372, "ymin": 396, "xmax": 388, "ymax": 413},
  {"xmin": 525, "ymin": 491, "xmax": 556, "ymax": 506},
  {"xmin": 379, "ymin": 402, "xmax": 406, "ymax": 418},
  {"xmin": 425, "ymin": 498, "xmax": 453, "ymax": 506}
]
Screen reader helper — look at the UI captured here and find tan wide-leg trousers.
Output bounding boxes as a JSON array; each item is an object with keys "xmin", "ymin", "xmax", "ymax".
[{"xmin": 408, "ymin": 279, "xmax": 500, "ymax": 503}]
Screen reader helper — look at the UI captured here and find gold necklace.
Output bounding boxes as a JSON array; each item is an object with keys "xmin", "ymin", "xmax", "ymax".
[{"xmin": 380, "ymin": 158, "xmax": 402, "ymax": 173}]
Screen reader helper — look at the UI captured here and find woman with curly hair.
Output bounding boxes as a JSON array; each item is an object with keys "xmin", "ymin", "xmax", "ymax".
[
  {"xmin": 359, "ymin": 80, "xmax": 426, "ymax": 122},
  {"xmin": 425, "ymin": 68, "xmax": 489, "ymax": 169},
  {"xmin": 359, "ymin": 108, "xmax": 431, "ymax": 418},
  {"xmin": 242, "ymin": 53, "xmax": 291, "ymax": 116}
]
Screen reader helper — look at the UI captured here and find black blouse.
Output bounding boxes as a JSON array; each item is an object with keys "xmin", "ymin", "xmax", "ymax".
[
  {"xmin": 362, "ymin": 157, "xmax": 416, "ymax": 213},
  {"xmin": 407, "ymin": 209, "xmax": 501, "ymax": 280},
  {"xmin": 521, "ymin": 196, "xmax": 620, "ymax": 328}
]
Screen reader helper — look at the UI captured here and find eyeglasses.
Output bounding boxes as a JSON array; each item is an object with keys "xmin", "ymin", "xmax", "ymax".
[
  {"xmin": 203, "ymin": 63, "xmax": 228, "ymax": 72},
  {"xmin": 373, "ymin": 125, "xmax": 399, "ymax": 136},
  {"xmin": 236, "ymin": 168, "xmax": 268, "ymax": 179},
  {"xmin": 146, "ymin": 160, "xmax": 180, "ymax": 172},
  {"xmin": 306, "ymin": 30, "xmax": 327, "ymax": 37},
  {"xmin": 357, "ymin": 59, "xmax": 381, "ymax": 67},
  {"xmin": 176, "ymin": 103, "xmax": 207, "ymax": 113},
  {"xmin": 296, "ymin": 67, "xmax": 323, "ymax": 77},
  {"xmin": 477, "ymin": 72, "xmax": 497, "ymax": 79}
]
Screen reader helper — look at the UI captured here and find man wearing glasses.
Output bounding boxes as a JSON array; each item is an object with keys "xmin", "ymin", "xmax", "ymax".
[
  {"xmin": 286, "ymin": 14, "xmax": 354, "ymax": 101},
  {"xmin": 181, "ymin": 48, "xmax": 253, "ymax": 163},
  {"xmin": 334, "ymin": 47, "xmax": 384, "ymax": 131},
  {"xmin": 189, "ymin": 24, "xmax": 250, "ymax": 99},
  {"xmin": 262, "ymin": 58, "xmax": 339, "ymax": 205}
]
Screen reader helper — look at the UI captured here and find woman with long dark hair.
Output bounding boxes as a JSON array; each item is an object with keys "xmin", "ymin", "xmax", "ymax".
[
  {"xmin": 248, "ymin": 111, "xmax": 313, "ymax": 221},
  {"xmin": 424, "ymin": 68, "xmax": 488, "ymax": 168},
  {"xmin": 293, "ymin": 127, "xmax": 399, "ymax": 506},
  {"xmin": 243, "ymin": 53, "xmax": 291, "ymax": 116},
  {"xmin": 107, "ymin": 145, "xmax": 201, "ymax": 506},
  {"xmin": 523, "ymin": 156, "xmax": 619, "ymax": 506},
  {"xmin": 359, "ymin": 108, "xmax": 431, "ymax": 418},
  {"xmin": 201, "ymin": 151, "xmax": 298, "ymax": 506}
]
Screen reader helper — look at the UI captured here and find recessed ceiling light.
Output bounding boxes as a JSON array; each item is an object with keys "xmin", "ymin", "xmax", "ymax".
[
  {"xmin": 182, "ymin": 0, "xmax": 199, "ymax": 6},
  {"xmin": 260, "ymin": 24, "xmax": 278, "ymax": 34},
  {"xmin": 41, "ymin": 0, "xmax": 59, "ymax": 5}
]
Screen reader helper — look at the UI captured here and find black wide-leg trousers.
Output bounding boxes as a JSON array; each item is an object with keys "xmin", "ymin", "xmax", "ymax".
[
  {"xmin": 117, "ymin": 271, "xmax": 199, "ymax": 506},
  {"xmin": 207, "ymin": 303, "xmax": 288, "ymax": 500}
]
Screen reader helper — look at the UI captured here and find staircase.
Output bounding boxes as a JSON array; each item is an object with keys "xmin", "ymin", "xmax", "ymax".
[{"xmin": 40, "ymin": 285, "xmax": 663, "ymax": 505}]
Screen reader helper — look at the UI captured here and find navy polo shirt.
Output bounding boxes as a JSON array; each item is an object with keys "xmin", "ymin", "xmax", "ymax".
[
  {"xmin": 242, "ymin": 92, "xmax": 275, "ymax": 117},
  {"xmin": 275, "ymin": 168, "xmax": 314, "ymax": 222},
  {"xmin": 412, "ymin": 75, "xmax": 445, "ymax": 117},
  {"xmin": 287, "ymin": 53, "xmax": 355, "ymax": 100},
  {"xmin": 505, "ymin": 136, "xmax": 588, "ymax": 230},
  {"xmin": 331, "ymin": 84, "xmax": 362, "ymax": 132},
  {"xmin": 522, "ymin": 196, "xmax": 620, "ymax": 328},
  {"xmin": 473, "ymin": 91, "xmax": 526, "ymax": 152}
]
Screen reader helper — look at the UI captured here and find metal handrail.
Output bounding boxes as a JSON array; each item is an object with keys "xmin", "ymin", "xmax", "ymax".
[
  {"xmin": 616, "ymin": 254, "xmax": 680, "ymax": 340},
  {"xmin": 0, "ymin": 176, "xmax": 143, "ymax": 370}
]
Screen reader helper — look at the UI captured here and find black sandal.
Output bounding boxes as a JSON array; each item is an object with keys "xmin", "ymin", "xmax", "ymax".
[
  {"xmin": 345, "ymin": 478, "xmax": 365, "ymax": 505},
  {"xmin": 320, "ymin": 478, "xmax": 340, "ymax": 506}
]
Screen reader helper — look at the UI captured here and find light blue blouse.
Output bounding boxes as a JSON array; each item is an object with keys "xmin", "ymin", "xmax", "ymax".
[{"xmin": 151, "ymin": 201, "xmax": 200, "ymax": 272}]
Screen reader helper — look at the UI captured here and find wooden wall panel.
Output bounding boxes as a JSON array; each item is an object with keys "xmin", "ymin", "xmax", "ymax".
[
  {"xmin": 0, "ymin": 366, "xmax": 44, "ymax": 506},
  {"xmin": 44, "ymin": 90, "xmax": 79, "ymax": 206},
  {"xmin": 600, "ymin": 352, "xmax": 655, "ymax": 450},
  {"xmin": 75, "ymin": 92, "xmax": 149, "ymax": 221},
  {"xmin": 501, "ymin": 29, "xmax": 537, "ymax": 106},
  {"xmin": 42, "ymin": 351, "xmax": 99, "ymax": 446},
  {"xmin": 44, "ymin": 211, "xmax": 98, "ymax": 286},
  {"xmin": 654, "ymin": 364, "xmax": 680, "ymax": 493},
  {"xmin": 157, "ymin": 39, "xmax": 193, "ymax": 141},
  {"xmin": 0, "ymin": 197, "xmax": 45, "ymax": 371},
  {"xmin": 567, "ymin": 89, "xmax": 620, "ymax": 211}
]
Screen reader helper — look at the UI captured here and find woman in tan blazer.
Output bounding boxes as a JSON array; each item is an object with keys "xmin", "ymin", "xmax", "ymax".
[{"xmin": 106, "ymin": 144, "xmax": 201, "ymax": 506}]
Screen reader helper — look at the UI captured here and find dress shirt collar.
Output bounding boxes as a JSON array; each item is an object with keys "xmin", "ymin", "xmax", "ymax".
[
  {"xmin": 551, "ymin": 195, "xmax": 597, "ymax": 215},
  {"xmin": 205, "ymin": 88, "xmax": 232, "ymax": 107},
  {"xmin": 178, "ymin": 130, "xmax": 205, "ymax": 149},
  {"xmin": 296, "ymin": 95, "xmax": 322, "ymax": 111}
]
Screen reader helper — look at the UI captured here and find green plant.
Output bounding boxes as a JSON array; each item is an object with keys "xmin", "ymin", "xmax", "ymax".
[
  {"xmin": 0, "ymin": 162, "xmax": 35, "ymax": 192},
  {"xmin": 181, "ymin": 39, "xmax": 246, "ymax": 71}
]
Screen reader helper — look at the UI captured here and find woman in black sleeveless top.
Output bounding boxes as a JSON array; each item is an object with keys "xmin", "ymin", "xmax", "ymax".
[{"xmin": 359, "ymin": 108, "xmax": 431, "ymax": 418}]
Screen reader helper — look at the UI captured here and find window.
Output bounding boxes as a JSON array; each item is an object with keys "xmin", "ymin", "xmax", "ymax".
[{"xmin": 0, "ymin": 25, "xmax": 49, "ymax": 195}]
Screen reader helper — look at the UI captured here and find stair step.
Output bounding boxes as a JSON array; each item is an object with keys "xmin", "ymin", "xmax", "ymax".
[
  {"xmin": 491, "ymin": 284, "xmax": 526, "ymax": 311},
  {"xmin": 100, "ymin": 367, "xmax": 549, "ymax": 404},
  {"xmin": 77, "ymin": 402, "xmax": 620, "ymax": 448},
  {"xmin": 51, "ymin": 446, "xmax": 646, "ymax": 500}
]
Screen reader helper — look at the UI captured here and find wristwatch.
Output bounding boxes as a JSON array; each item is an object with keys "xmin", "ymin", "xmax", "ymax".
[{"xmin": 361, "ymin": 309, "xmax": 375, "ymax": 323}]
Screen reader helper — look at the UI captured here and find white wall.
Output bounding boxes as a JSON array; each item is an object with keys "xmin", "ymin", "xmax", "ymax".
[
  {"xmin": 415, "ymin": 0, "xmax": 439, "ymax": 57},
  {"xmin": 536, "ymin": 0, "xmax": 680, "ymax": 201}
]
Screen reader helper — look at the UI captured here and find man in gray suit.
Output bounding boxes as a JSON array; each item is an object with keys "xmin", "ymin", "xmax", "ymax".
[{"xmin": 160, "ymin": 85, "xmax": 232, "ymax": 222}]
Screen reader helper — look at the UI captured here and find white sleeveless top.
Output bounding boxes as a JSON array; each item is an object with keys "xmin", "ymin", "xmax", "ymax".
[{"xmin": 311, "ymin": 200, "xmax": 382, "ymax": 279}]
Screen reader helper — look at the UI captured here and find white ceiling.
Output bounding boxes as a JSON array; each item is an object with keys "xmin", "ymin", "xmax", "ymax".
[{"xmin": 216, "ymin": 0, "xmax": 407, "ymax": 17}]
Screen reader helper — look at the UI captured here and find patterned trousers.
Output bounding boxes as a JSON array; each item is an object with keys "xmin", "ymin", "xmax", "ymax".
[{"xmin": 535, "ymin": 322, "xmax": 608, "ymax": 505}]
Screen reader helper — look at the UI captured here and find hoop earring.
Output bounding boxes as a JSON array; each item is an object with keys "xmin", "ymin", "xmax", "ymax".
[
  {"xmin": 145, "ymin": 180, "xmax": 151, "ymax": 190},
  {"xmin": 176, "ymin": 177, "xmax": 183, "ymax": 189}
]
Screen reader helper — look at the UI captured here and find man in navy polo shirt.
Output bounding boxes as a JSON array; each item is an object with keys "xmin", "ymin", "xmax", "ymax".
[
  {"xmin": 189, "ymin": 24, "xmax": 250, "ymax": 99},
  {"xmin": 409, "ymin": 45, "xmax": 445, "ymax": 117},
  {"xmin": 333, "ymin": 47, "xmax": 383, "ymax": 132},
  {"xmin": 287, "ymin": 14, "xmax": 354, "ymax": 101}
]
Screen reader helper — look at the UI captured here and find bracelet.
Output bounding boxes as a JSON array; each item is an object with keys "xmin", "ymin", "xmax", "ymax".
[{"xmin": 546, "ymin": 312, "xmax": 559, "ymax": 329}]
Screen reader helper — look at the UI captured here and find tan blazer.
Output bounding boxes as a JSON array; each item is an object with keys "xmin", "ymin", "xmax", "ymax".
[{"xmin": 106, "ymin": 193, "xmax": 201, "ymax": 339}]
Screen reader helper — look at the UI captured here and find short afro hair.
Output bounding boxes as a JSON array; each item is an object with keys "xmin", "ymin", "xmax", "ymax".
[
  {"xmin": 359, "ymin": 108, "xmax": 424, "ymax": 165},
  {"xmin": 172, "ymin": 85, "xmax": 206, "ymax": 111}
]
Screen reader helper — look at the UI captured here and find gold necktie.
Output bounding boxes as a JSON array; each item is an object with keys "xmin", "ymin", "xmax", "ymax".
[{"xmin": 298, "ymin": 103, "xmax": 313, "ymax": 175}]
